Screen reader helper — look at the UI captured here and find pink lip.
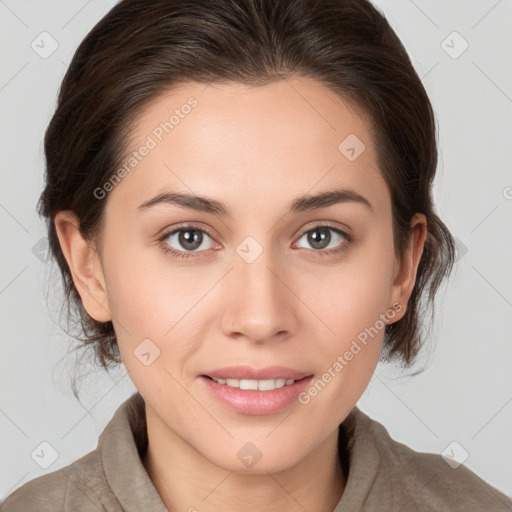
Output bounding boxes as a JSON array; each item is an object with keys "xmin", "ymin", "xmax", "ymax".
[
  {"xmin": 202, "ymin": 365, "xmax": 312, "ymax": 380},
  {"xmin": 200, "ymin": 375, "xmax": 314, "ymax": 415}
]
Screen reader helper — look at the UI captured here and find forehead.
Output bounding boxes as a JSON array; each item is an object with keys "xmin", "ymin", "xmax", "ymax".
[{"xmin": 108, "ymin": 76, "xmax": 388, "ymax": 216}]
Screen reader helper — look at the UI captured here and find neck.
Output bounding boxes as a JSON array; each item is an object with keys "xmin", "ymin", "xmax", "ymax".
[{"xmin": 142, "ymin": 406, "xmax": 347, "ymax": 512}]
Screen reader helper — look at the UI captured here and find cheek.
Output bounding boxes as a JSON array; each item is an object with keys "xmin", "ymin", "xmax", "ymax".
[
  {"xmin": 100, "ymin": 237, "xmax": 213, "ymax": 386},
  {"xmin": 98, "ymin": 234, "xmax": 177, "ymax": 365},
  {"xmin": 101, "ymin": 219, "xmax": 182, "ymax": 327},
  {"xmin": 307, "ymin": 237, "xmax": 395, "ymax": 342},
  {"xmin": 102, "ymin": 214, "xmax": 395, "ymax": 371},
  {"xmin": 296, "ymin": 230, "xmax": 395, "ymax": 393}
]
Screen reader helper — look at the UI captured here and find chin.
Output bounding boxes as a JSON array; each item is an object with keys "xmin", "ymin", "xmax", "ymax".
[{"xmin": 201, "ymin": 440, "xmax": 306, "ymax": 475}]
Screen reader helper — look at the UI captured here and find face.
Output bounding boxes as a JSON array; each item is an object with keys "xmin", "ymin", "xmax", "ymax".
[{"xmin": 57, "ymin": 76, "xmax": 424, "ymax": 474}]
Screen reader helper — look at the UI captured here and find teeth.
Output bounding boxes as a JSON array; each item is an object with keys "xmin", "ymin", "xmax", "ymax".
[{"xmin": 211, "ymin": 377, "xmax": 298, "ymax": 390}]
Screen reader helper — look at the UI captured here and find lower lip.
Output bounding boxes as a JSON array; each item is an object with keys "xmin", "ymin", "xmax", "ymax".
[{"xmin": 200, "ymin": 375, "xmax": 314, "ymax": 416}]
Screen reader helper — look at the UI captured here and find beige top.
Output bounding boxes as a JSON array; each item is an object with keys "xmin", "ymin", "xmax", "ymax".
[{"xmin": 1, "ymin": 392, "xmax": 510, "ymax": 511}]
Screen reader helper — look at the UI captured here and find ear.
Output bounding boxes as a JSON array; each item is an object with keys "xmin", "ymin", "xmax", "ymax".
[
  {"xmin": 54, "ymin": 211, "xmax": 112, "ymax": 322},
  {"xmin": 387, "ymin": 213, "xmax": 427, "ymax": 322}
]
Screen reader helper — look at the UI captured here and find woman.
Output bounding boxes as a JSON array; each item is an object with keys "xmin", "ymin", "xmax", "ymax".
[{"xmin": 2, "ymin": 0, "xmax": 510, "ymax": 510}]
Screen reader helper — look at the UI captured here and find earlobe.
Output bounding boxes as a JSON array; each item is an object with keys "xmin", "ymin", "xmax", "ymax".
[
  {"xmin": 54, "ymin": 211, "xmax": 112, "ymax": 323},
  {"xmin": 388, "ymin": 213, "xmax": 427, "ymax": 321}
]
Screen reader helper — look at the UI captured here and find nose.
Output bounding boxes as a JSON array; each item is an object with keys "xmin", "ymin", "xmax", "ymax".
[{"xmin": 220, "ymin": 243, "xmax": 299, "ymax": 345}]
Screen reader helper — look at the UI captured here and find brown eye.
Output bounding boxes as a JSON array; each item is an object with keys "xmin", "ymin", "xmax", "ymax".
[
  {"xmin": 295, "ymin": 226, "xmax": 350, "ymax": 253},
  {"xmin": 307, "ymin": 227, "xmax": 332, "ymax": 249},
  {"xmin": 162, "ymin": 227, "xmax": 215, "ymax": 254},
  {"xmin": 178, "ymin": 229, "xmax": 203, "ymax": 250}
]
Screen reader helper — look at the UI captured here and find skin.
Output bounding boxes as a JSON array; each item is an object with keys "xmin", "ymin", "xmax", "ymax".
[{"xmin": 55, "ymin": 76, "xmax": 426, "ymax": 512}]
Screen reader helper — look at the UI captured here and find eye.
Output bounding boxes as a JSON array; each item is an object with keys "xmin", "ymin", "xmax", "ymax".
[
  {"xmin": 294, "ymin": 225, "xmax": 351, "ymax": 254},
  {"xmin": 158, "ymin": 225, "xmax": 217, "ymax": 259},
  {"xmin": 158, "ymin": 223, "xmax": 352, "ymax": 260}
]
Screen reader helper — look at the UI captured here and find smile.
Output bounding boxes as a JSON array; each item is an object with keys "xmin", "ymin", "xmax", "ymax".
[{"xmin": 207, "ymin": 377, "xmax": 302, "ymax": 391}]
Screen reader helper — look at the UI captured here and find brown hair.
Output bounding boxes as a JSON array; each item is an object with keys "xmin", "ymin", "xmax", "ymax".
[{"xmin": 39, "ymin": 0, "xmax": 455, "ymax": 381}]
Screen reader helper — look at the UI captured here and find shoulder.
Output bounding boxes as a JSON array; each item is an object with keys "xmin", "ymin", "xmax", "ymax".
[
  {"xmin": 354, "ymin": 408, "xmax": 512, "ymax": 511},
  {"xmin": 383, "ymin": 439, "xmax": 511, "ymax": 511},
  {"xmin": 0, "ymin": 449, "xmax": 118, "ymax": 512}
]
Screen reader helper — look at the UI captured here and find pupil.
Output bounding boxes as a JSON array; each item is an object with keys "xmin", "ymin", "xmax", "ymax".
[
  {"xmin": 180, "ymin": 230, "xmax": 202, "ymax": 250},
  {"xmin": 308, "ymin": 228, "xmax": 330, "ymax": 249}
]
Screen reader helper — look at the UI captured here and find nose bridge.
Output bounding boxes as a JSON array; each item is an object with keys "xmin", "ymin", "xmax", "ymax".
[{"xmin": 220, "ymin": 236, "xmax": 297, "ymax": 342}]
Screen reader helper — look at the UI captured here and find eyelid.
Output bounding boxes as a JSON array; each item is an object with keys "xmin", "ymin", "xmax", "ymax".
[
  {"xmin": 157, "ymin": 222, "xmax": 218, "ymax": 243},
  {"xmin": 296, "ymin": 220, "xmax": 351, "ymax": 238},
  {"xmin": 157, "ymin": 221, "xmax": 352, "ymax": 258},
  {"xmin": 158, "ymin": 221, "xmax": 348, "ymax": 242},
  {"xmin": 293, "ymin": 223, "xmax": 352, "ymax": 251}
]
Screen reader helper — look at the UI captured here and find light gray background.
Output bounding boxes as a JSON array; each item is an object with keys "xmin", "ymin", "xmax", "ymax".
[{"xmin": 1, "ymin": 0, "xmax": 511, "ymax": 503}]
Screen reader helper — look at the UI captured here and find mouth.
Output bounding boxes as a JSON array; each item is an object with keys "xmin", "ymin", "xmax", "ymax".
[
  {"xmin": 200, "ymin": 373, "xmax": 315, "ymax": 415},
  {"xmin": 201, "ymin": 375, "xmax": 311, "ymax": 391}
]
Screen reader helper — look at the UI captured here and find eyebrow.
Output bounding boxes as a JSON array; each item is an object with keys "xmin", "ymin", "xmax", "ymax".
[{"xmin": 137, "ymin": 188, "xmax": 373, "ymax": 216}]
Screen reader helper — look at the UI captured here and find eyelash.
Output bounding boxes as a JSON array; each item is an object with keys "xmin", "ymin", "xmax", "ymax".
[{"xmin": 157, "ymin": 223, "xmax": 352, "ymax": 260}]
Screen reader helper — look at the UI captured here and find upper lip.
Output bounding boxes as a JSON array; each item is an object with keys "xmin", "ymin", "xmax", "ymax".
[{"xmin": 203, "ymin": 365, "xmax": 312, "ymax": 381}]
